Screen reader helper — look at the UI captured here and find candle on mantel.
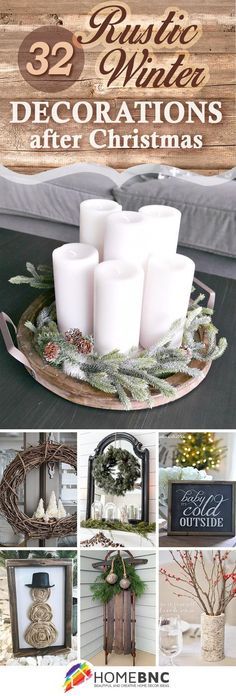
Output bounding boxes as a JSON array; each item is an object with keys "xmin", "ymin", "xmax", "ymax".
[
  {"xmin": 80, "ymin": 199, "xmax": 122, "ymax": 260},
  {"xmin": 103, "ymin": 211, "xmax": 148, "ymax": 267},
  {"xmin": 94, "ymin": 260, "xmax": 144, "ymax": 355},
  {"xmin": 52, "ymin": 243, "xmax": 99, "ymax": 335},
  {"xmin": 140, "ymin": 254, "xmax": 195, "ymax": 349},
  {"xmin": 139, "ymin": 204, "xmax": 181, "ymax": 259}
]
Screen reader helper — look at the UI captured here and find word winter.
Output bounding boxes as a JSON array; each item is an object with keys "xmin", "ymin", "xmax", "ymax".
[{"xmin": 76, "ymin": 4, "xmax": 209, "ymax": 88}]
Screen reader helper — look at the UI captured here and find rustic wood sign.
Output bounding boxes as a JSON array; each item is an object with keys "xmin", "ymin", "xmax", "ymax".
[
  {"xmin": 0, "ymin": 0, "xmax": 235, "ymax": 175},
  {"xmin": 168, "ymin": 481, "xmax": 236, "ymax": 536}
]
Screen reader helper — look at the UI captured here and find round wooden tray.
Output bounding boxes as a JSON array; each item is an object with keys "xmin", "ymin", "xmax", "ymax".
[{"xmin": 16, "ymin": 294, "xmax": 212, "ymax": 411}]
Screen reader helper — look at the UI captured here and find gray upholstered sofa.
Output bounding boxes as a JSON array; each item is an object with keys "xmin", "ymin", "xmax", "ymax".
[{"xmin": 0, "ymin": 166, "xmax": 235, "ymax": 278}]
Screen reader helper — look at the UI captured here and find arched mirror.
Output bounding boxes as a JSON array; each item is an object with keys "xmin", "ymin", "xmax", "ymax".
[{"xmin": 86, "ymin": 432, "xmax": 149, "ymax": 524}]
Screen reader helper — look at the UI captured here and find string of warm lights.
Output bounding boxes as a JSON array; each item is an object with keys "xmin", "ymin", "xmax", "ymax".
[{"xmin": 174, "ymin": 432, "xmax": 226, "ymax": 471}]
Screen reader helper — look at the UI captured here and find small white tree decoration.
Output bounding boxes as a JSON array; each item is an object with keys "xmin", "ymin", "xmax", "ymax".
[
  {"xmin": 57, "ymin": 499, "xmax": 67, "ymax": 519},
  {"xmin": 33, "ymin": 498, "xmax": 45, "ymax": 519},
  {"xmin": 45, "ymin": 491, "xmax": 58, "ymax": 519}
]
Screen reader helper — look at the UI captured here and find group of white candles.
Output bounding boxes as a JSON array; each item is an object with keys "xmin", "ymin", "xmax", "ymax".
[{"xmin": 52, "ymin": 199, "xmax": 195, "ymax": 355}]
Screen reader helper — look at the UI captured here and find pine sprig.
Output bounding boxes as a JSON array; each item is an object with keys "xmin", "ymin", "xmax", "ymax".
[
  {"xmin": 81, "ymin": 518, "xmax": 155, "ymax": 539},
  {"xmin": 11, "ymin": 267, "xmax": 226, "ymax": 409},
  {"xmin": 23, "ymin": 290, "xmax": 227, "ymax": 409},
  {"xmin": 9, "ymin": 262, "xmax": 54, "ymax": 290},
  {"xmin": 90, "ymin": 555, "xmax": 146, "ymax": 604}
]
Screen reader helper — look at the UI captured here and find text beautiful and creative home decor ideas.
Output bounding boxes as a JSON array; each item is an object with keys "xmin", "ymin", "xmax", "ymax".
[{"xmin": 1, "ymin": 200, "xmax": 227, "ymax": 411}]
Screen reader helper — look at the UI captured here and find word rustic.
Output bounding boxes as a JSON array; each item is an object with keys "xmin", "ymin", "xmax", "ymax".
[{"xmin": 76, "ymin": 3, "xmax": 209, "ymax": 89}]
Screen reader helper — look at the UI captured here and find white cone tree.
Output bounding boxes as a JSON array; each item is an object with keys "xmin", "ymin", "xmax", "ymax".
[
  {"xmin": 57, "ymin": 499, "xmax": 67, "ymax": 519},
  {"xmin": 33, "ymin": 498, "xmax": 45, "ymax": 519},
  {"xmin": 45, "ymin": 491, "xmax": 58, "ymax": 519}
]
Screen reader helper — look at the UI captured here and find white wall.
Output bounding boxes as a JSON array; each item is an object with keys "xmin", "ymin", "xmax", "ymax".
[
  {"xmin": 80, "ymin": 549, "xmax": 156, "ymax": 660},
  {"xmin": 159, "ymin": 550, "xmax": 236, "ymax": 625},
  {"xmin": 214, "ymin": 432, "xmax": 236, "ymax": 480},
  {"xmin": 135, "ymin": 550, "xmax": 156, "ymax": 655},
  {"xmin": 78, "ymin": 430, "xmax": 156, "ymax": 523},
  {"xmin": 80, "ymin": 552, "xmax": 104, "ymax": 660}
]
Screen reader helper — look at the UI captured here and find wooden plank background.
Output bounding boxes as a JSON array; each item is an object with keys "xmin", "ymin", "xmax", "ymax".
[{"xmin": 0, "ymin": 0, "xmax": 235, "ymax": 175}]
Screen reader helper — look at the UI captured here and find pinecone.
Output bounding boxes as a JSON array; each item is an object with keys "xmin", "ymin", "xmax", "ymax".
[
  {"xmin": 77, "ymin": 337, "xmax": 93, "ymax": 355},
  {"xmin": 43, "ymin": 341, "xmax": 60, "ymax": 362},
  {"xmin": 65, "ymin": 329, "xmax": 93, "ymax": 354},
  {"xmin": 65, "ymin": 329, "xmax": 82, "ymax": 347}
]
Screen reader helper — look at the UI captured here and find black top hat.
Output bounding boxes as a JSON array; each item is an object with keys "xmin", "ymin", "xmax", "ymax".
[{"xmin": 25, "ymin": 572, "xmax": 55, "ymax": 589}]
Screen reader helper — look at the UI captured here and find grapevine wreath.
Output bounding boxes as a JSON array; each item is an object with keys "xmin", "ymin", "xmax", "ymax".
[
  {"xmin": 92, "ymin": 445, "xmax": 141, "ymax": 496},
  {"xmin": 0, "ymin": 442, "xmax": 77, "ymax": 539}
]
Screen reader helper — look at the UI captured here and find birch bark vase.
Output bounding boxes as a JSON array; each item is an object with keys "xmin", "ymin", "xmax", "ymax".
[{"xmin": 201, "ymin": 613, "xmax": 225, "ymax": 662}]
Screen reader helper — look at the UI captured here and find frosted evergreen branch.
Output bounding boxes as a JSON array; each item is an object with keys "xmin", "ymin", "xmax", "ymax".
[
  {"xmin": 147, "ymin": 319, "xmax": 182, "ymax": 352},
  {"xmin": 118, "ymin": 375, "xmax": 152, "ymax": 406},
  {"xmin": 24, "ymin": 320, "xmax": 36, "ymax": 333},
  {"xmin": 155, "ymin": 363, "xmax": 200, "ymax": 378},
  {"xmin": 9, "ymin": 263, "xmax": 54, "ymax": 290},
  {"xmin": 190, "ymin": 293, "xmax": 205, "ymax": 307},
  {"xmin": 112, "ymin": 379, "xmax": 132, "ymax": 409},
  {"xmin": 28, "ymin": 300, "xmax": 228, "ymax": 407},
  {"xmin": 19, "ymin": 270, "xmax": 227, "ymax": 407}
]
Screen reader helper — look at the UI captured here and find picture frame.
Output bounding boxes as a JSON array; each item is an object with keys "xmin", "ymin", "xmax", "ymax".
[
  {"xmin": 167, "ymin": 480, "xmax": 236, "ymax": 536},
  {"xmin": 6, "ymin": 558, "xmax": 73, "ymax": 657},
  {"xmin": 86, "ymin": 431, "xmax": 149, "ymax": 524}
]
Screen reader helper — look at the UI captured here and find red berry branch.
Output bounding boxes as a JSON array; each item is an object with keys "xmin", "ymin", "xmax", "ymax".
[{"xmin": 160, "ymin": 550, "xmax": 236, "ymax": 616}]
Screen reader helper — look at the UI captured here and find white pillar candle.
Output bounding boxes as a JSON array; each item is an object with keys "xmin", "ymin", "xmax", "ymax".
[
  {"xmin": 139, "ymin": 205, "xmax": 181, "ymax": 259},
  {"xmin": 94, "ymin": 260, "xmax": 144, "ymax": 355},
  {"xmin": 80, "ymin": 199, "xmax": 122, "ymax": 260},
  {"xmin": 52, "ymin": 243, "xmax": 99, "ymax": 335},
  {"xmin": 140, "ymin": 254, "xmax": 195, "ymax": 349},
  {"xmin": 104, "ymin": 211, "xmax": 148, "ymax": 267}
]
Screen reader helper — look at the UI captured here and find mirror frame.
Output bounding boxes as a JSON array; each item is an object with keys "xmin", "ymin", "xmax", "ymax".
[{"xmin": 86, "ymin": 431, "xmax": 149, "ymax": 524}]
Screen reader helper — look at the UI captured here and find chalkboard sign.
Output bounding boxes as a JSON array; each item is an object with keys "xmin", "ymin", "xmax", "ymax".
[{"xmin": 168, "ymin": 481, "xmax": 236, "ymax": 536}]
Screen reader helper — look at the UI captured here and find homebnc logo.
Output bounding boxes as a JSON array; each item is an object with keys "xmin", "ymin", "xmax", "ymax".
[
  {"xmin": 63, "ymin": 661, "xmax": 93, "ymax": 692},
  {"xmin": 94, "ymin": 670, "xmax": 170, "ymax": 686}
]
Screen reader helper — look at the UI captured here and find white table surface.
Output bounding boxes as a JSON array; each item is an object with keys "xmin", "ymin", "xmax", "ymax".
[{"xmin": 159, "ymin": 624, "xmax": 236, "ymax": 666}]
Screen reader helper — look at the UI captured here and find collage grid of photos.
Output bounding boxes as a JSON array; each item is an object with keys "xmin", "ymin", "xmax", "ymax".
[{"xmin": 0, "ymin": 429, "xmax": 235, "ymax": 668}]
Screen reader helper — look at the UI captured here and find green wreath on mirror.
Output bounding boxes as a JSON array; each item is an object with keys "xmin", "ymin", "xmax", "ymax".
[{"xmin": 92, "ymin": 445, "xmax": 141, "ymax": 496}]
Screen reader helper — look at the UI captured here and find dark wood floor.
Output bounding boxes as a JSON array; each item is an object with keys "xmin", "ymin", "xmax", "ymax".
[{"xmin": 0, "ymin": 229, "xmax": 235, "ymax": 429}]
